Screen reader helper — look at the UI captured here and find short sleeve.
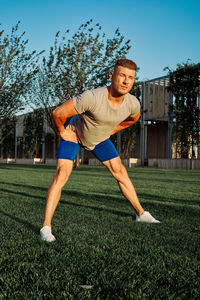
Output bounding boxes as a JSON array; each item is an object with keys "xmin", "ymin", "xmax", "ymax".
[
  {"xmin": 130, "ymin": 96, "xmax": 141, "ymax": 117},
  {"xmin": 73, "ymin": 90, "xmax": 95, "ymax": 114}
]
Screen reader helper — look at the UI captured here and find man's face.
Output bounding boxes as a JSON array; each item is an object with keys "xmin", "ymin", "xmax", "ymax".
[{"xmin": 110, "ymin": 66, "xmax": 136, "ymax": 96}]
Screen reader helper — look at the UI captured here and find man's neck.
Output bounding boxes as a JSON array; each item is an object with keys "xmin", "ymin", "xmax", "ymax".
[{"xmin": 107, "ymin": 86, "xmax": 125, "ymax": 107}]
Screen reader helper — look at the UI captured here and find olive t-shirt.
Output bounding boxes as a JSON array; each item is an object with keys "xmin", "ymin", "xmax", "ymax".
[{"xmin": 70, "ymin": 87, "xmax": 140, "ymax": 150}]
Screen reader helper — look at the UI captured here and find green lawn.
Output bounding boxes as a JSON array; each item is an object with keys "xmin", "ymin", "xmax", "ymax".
[{"xmin": 0, "ymin": 164, "xmax": 199, "ymax": 299}]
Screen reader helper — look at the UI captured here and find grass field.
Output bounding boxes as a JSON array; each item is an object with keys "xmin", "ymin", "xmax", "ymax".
[{"xmin": 0, "ymin": 164, "xmax": 200, "ymax": 299}]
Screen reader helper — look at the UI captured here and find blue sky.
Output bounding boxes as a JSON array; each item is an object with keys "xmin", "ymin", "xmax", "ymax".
[{"xmin": 1, "ymin": 0, "xmax": 200, "ymax": 81}]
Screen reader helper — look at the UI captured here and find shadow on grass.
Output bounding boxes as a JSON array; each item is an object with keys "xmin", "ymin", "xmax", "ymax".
[
  {"xmin": 1, "ymin": 180, "xmax": 199, "ymax": 209},
  {"xmin": 0, "ymin": 181, "xmax": 47, "ymax": 192},
  {"xmin": 62, "ymin": 189, "xmax": 200, "ymax": 207},
  {"xmin": 137, "ymin": 192, "xmax": 200, "ymax": 206},
  {"xmin": 0, "ymin": 163, "xmax": 56, "ymax": 171},
  {"xmin": 0, "ymin": 164, "xmax": 106, "ymax": 175},
  {"xmin": 0, "ymin": 209, "xmax": 39, "ymax": 233},
  {"xmin": 60, "ymin": 199, "xmax": 133, "ymax": 218},
  {"xmin": 0, "ymin": 187, "xmax": 45, "ymax": 201},
  {"xmin": 1, "ymin": 186, "xmax": 199, "ymax": 233},
  {"xmin": 0, "ymin": 187, "xmax": 133, "ymax": 218}
]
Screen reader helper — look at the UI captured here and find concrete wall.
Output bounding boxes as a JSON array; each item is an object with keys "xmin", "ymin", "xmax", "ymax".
[
  {"xmin": 148, "ymin": 158, "xmax": 200, "ymax": 169},
  {"xmin": 1, "ymin": 157, "xmax": 200, "ymax": 170}
]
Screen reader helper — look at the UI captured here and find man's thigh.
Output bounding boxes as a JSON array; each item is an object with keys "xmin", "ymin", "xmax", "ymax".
[
  {"xmin": 91, "ymin": 139, "xmax": 119, "ymax": 162},
  {"xmin": 57, "ymin": 139, "xmax": 81, "ymax": 161}
]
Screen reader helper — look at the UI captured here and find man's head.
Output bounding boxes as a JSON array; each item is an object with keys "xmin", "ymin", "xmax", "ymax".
[
  {"xmin": 110, "ymin": 59, "xmax": 137, "ymax": 96},
  {"xmin": 114, "ymin": 59, "xmax": 137, "ymax": 72}
]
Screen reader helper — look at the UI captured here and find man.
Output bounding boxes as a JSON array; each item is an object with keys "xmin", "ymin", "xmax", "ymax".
[{"xmin": 40, "ymin": 59, "xmax": 160, "ymax": 242}]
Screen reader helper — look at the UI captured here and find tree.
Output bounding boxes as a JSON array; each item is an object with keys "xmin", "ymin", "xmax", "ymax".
[
  {"xmin": 23, "ymin": 109, "xmax": 44, "ymax": 158},
  {"xmin": 43, "ymin": 19, "xmax": 131, "ymax": 102},
  {"xmin": 0, "ymin": 22, "xmax": 44, "ymax": 127},
  {"xmin": 29, "ymin": 19, "xmax": 132, "ymax": 166},
  {"xmin": 0, "ymin": 117, "xmax": 16, "ymax": 158},
  {"xmin": 165, "ymin": 61, "xmax": 200, "ymax": 158},
  {"xmin": 31, "ymin": 19, "xmax": 132, "ymax": 120}
]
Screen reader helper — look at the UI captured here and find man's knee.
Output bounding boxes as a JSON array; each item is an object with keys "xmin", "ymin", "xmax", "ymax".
[
  {"xmin": 52, "ymin": 169, "xmax": 67, "ymax": 188},
  {"xmin": 104, "ymin": 157, "xmax": 126, "ymax": 181},
  {"xmin": 53, "ymin": 160, "xmax": 73, "ymax": 187}
]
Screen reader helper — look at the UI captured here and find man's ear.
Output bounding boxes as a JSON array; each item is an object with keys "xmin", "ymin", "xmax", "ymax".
[{"xmin": 110, "ymin": 72, "xmax": 113, "ymax": 81}]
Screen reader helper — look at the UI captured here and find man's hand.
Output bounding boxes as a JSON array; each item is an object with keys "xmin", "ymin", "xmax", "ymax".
[
  {"xmin": 53, "ymin": 99, "xmax": 78, "ymax": 134},
  {"xmin": 60, "ymin": 126, "xmax": 79, "ymax": 143}
]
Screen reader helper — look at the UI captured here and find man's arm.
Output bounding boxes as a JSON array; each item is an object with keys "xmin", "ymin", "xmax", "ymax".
[
  {"xmin": 110, "ymin": 112, "xmax": 140, "ymax": 135},
  {"xmin": 53, "ymin": 99, "xmax": 78, "ymax": 138}
]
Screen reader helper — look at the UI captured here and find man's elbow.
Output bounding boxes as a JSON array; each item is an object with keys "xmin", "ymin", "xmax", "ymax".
[
  {"xmin": 131, "ymin": 112, "xmax": 140, "ymax": 124},
  {"xmin": 52, "ymin": 107, "xmax": 60, "ymax": 121}
]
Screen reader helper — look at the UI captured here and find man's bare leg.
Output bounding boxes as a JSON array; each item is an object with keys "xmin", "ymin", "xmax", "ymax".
[
  {"xmin": 40, "ymin": 126, "xmax": 80, "ymax": 241},
  {"xmin": 103, "ymin": 156, "xmax": 144, "ymax": 216},
  {"xmin": 103, "ymin": 157, "xmax": 160, "ymax": 223},
  {"xmin": 40, "ymin": 159, "xmax": 73, "ymax": 241},
  {"xmin": 43, "ymin": 159, "xmax": 74, "ymax": 227}
]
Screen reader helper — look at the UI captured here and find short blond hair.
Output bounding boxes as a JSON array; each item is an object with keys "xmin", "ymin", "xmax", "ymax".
[{"xmin": 114, "ymin": 59, "xmax": 137, "ymax": 71}]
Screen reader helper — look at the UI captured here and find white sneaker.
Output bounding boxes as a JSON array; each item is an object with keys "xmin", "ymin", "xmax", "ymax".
[
  {"xmin": 136, "ymin": 211, "xmax": 161, "ymax": 223},
  {"xmin": 40, "ymin": 226, "xmax": 56, "ymax": 242}
]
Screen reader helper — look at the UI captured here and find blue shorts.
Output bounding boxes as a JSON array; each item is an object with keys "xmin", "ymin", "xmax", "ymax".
[{"xmin": 57, "ymin": 139, "xmax": 119, "ymax": 162}]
